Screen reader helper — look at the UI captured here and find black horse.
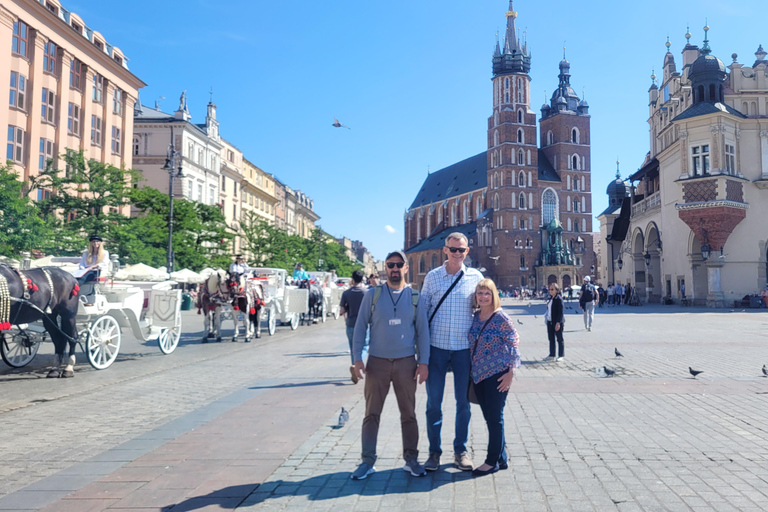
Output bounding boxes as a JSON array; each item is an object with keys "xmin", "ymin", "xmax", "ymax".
[
  {"xmin": 298, "ymin": 279, "xmax": 323, "ymax": 325},
  {"xmin": 0, "ymin": 265, "xmax": 80, "ymax": 377}
]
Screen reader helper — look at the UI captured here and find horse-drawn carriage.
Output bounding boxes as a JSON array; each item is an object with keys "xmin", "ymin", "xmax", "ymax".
[
  {"xmin": 197, "ymin": 268, "xmax": 267, "ymax": 343},
  {"xmin": 306, "ymin": 272, "xmax": 344, "ymax": 321},
  {"xmin": 250, "ymin": 267, "xmax": 308, "ymax": 335},
  {"xmin": 1, "ymin": 258, "xmax": 182, "ymax": 374}
]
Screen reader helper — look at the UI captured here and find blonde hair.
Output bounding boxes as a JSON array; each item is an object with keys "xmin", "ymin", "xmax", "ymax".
[
  {"xmin": 472, "ymin": 278, "xmax": 501, "ymax": 310},
  {"xmin": 87, "ymin": 242, "xmax": 105, "ymax": 266},
  {"xmin": 549, "ymin": 282, "xmax": 561, "ymax": 293}
]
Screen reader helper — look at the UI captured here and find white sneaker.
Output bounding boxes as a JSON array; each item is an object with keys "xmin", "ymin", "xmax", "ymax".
[{"xmin": 556, "ymin": 357, "xmax": 564, "ymax": 362}]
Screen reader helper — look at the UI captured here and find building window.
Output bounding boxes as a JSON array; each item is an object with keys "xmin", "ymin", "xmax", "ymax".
[
  {"xmin": 113, "ymin": 88, "xmax": 123, "ymax": 115},
  {"xmin": 519, "ymin": 193, "xmax": 526, "ymax": 210},
  {"xmin": 572, "ymin": 128, "xmax": 579, "ymax": 144},
  {"xmin": 227, "ymin": 149, "xmax": 234, "ymax": 162},
  {"xmin": 520, "ymin": 217, "xmax": 527, "ymax": 230},
  {"xmin": 44, "ymin": 41, "xmax": 57, "ymax": 75},
  {"xmin": 113, "ymin": 54, "xmax": 123, "ymax": 66},
  {"xmin": 111, "ymin": 126, "xmax": 121, "ymax": 154},
  {"xmin": 691, "ymin": 145, "xmax": 710, "ymax": 176},
  {"xmin": 517, "ymin": 129, "xmax": 523, "ymax": 143},
  {"xmin": 198, "ymin": 148, "xmax": 203, "ymax": 165},
  {"xmin": 572, "ymin": 155, "xmax": 579, "ymax": 170},
  {"xmin": 39, "ymin": 138, "xmax": 54, "ymax": 170},
  {"xmin": 41, "ymin": 88, "xmax": 56, "ymax": 123},
  {"xmin": 547, "ymin": 131, "xmax": 554, "ymax": 145},
  {"xmin": 221, "ymin": 175, "xmax": 226, "ymax": 192},
  {"xmin": 187, "ymin": 142, "xmax": 193, "ymax": 158},
  {"xmin": 9, "ymin": 72, "xmax": 26, "ymax": 111},
  {"xmin": 7, "ymin": 126, "xmax": 24, "ymax": 163},
  {"xmin": 518, "ymin": 109, "xmax": 523, "ymax": 123},
  {"xmin": 725, "ymin": 144, "xmax": 736, "ymax": 174},
  {"xmin": 92, "ymin": 74, "xmax": 104, "ymax": 103},
  {"xmin": 67, "ymin": 103, "xmax": 81, "ymax": 136},
  {"xmin": 12, "ymin": 20, "xmax": 28, "ymax": 57},
  {"xmin": 70, "ymin": 59, "xmax": 84, "ymax": 91},
  {"xmin": 518, "ymin": 150, "xmax": 524, "ymax": 165},
  {"xmin": 132, "ymin": 137, "xmax": 139, "ymax": 156},
  {"xmin": 573, "ymin": 199, "xmax": 579, "ymax": 213},
  {"xmin": 71, "ymin": 21, "xmax": 82, "ymax": 34},
  {"xmin": 542, "ymin": 189, "xmax": 556, "ymax": 224},
  {"xmin": 493, "ymin": 193, "xmax": 499, "ymax": 211},
  {"xmin": 518, "ymin": 171, "xmax": 525, "ymax": 187},
  {"xmin": 91, "ymin": 115, "xmax": 102, "ymax": 146}
]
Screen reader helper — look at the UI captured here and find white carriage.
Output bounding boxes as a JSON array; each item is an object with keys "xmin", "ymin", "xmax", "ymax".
[
  {"xmin": 1, "ymin": 258, "xmax": 182, "ymax": 370},
  {"xmin": 250, "ymin": 268, "xmax": 308, "ymax": 336},
  {"xmin": 307, "ymin": 272, "xmax": 344, "ymax": 321}
]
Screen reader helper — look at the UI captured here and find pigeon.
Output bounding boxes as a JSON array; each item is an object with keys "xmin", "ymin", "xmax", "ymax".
[
  {"xmin": 527, "ymin": 303, "xmax": 532, "ymax": 308},
  {"xmin": 337, "ymin": 407, "xmax": 349, "ymax": 428},
  {"xmin": 762, "ymin": 364, "xmax": 767, "ymax": 377},
  {"xmin": 332, "ymin": 117, "xmax": 351, "ymax": 129},
  {"xmin": 534, "ymin": 315, "xmax": 538, "ymax": 319},
  {"xmin": 516, "ymin": 319, "xmax": 523, "ymax": 325},
  {"xmin": 615, "ymin": 348, "xmax": 623, "ymax": 357},
  {"xmin": 689, "ymin": 367, "xmax": 703, "ymax": 378},
  {"xmin": 603, "ymin": 366, "xmax": 615, "ymax": 377}
]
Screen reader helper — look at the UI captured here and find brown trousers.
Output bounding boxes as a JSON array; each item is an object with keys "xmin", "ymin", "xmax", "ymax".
[{"xmin": 361, "ymin": 355, "xmax": 419, "ymax": 465}]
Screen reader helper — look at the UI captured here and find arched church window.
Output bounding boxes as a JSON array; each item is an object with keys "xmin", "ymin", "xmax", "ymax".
[
  {"xmin": 520, "ymin": 255, "xmax": 525, "ymax": 268},
  {"xmin": 519, "ymin": 192, "xmax": 526, "ymax": 210},
  {"xmin": 493, "ymin": 193, "xmax": 499, "ymax": 210},
  {"xmin": 419, "ymin": 256, "xmax": 425, "ymax": 274},
  {"xmin": 518, "ymin": 110, "xmax": 523, "ymax": 123},
  {"xmin": 518, "ymin": 150, "xmax": 524, "ymax": 165},
  {"xmin": 431, "ymin": 254, "xmax": 438, "ymax": 269},
  {"xmin": 518, "ymin": 171, "xmax": 526, "ymax": 187},
  {"xmin": 547, "ymin": 131, "xmax": 554, "ymax": 145},
  {"xmin": 572, "ymin": 155, "xmax": 579, "ymax": 170},
  {"xmin": 494, "ymin": 130, "xmax": 499, "ymax": 146},
  {"xmin": 542, "ymin": 189, "xmax": 556, "ymax": 224},
  {"xmin": 572, "ymin": 128, "xmax": 579, "ymax": 144},
  {"xmin": 518, "ymin": 129, "xmax": 523, "ymax": 143}
]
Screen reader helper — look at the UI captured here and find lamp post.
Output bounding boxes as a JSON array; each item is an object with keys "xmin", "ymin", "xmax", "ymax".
[
  {"xmin": 701, "ymin": 244, "xmax": 711, "ymax": 261},
  {"xmin": 644, "ymin": 252, "xmax": 651, "ymax": 267},
  {"xmin": 162, "ymin": 128, "xmax": 184, "ymax": 275},
  {"xmin": 617, "ymin": 258, "xmax": 623, "ymax": 271}
]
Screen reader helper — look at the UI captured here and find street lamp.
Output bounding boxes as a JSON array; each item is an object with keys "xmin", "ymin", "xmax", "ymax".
[
  {"xmin": 617, "ymin": 258, "xmax": 623, "ymax": 271},
  {"xmin": 644, "ymin": 252, "xmax": 651, "ymax": 267},
  {"xmin": 162, "ymin": 128, "xmax": 184, "ymax": 275},
  {"xmin": 701, "ymin": 244, "xmax": 711, "ymax": 261}
]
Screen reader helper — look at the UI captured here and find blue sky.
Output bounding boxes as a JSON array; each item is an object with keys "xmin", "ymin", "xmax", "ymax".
[{"xmin": 68, "ymin": 0, "xmax": 763, "ymax": 260}]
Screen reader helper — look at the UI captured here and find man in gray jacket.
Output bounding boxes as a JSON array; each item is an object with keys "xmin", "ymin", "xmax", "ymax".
[{"xmin": 350, "ymin": 250, "xmax": 430, "ymax": 480}]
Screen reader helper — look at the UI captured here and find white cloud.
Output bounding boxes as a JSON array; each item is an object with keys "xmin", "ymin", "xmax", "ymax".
[{"xmin": 385, "ymin": 225, "xmax": 397, "ymax": 234}]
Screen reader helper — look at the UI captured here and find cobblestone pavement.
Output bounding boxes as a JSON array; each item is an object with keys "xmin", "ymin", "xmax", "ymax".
[{"xmin": 2, "ymin": 301, "xmax": 768, "ymax": 511}]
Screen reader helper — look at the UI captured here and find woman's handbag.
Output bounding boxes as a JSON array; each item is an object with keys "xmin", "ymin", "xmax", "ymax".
[{"xmin": 468, "ymin": 313, "xmax": 497, "ymax": 405}]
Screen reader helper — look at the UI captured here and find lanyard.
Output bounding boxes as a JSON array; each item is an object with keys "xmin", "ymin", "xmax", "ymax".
[{"xmin": 385, "ymin": 284, "xmax": 404, "ymax": 316}]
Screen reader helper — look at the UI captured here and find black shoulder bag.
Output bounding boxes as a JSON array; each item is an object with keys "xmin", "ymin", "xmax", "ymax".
[
  {"xmin": 468, "ymin": 312, "xmax": 497, "ymax": 404},
  {"xmin": 428, "ymin": 270, "xmax": 464, "ymax": 325}
]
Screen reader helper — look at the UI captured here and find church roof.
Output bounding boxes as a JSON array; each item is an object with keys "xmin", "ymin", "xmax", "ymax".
[
  {"xmin": 672, "ymin": 101, "xmax": 746, "ymax": 121},
  {"xmin": 537, "ymin": 150, "xmax": 561, "ymax": 182},
  {"xmin": 408, "ymin": 152, "xmax": 487, "ymax": 210},
  {"xmin": 405, "ymin": 221, "xmax": 478, "ymax": 254}
]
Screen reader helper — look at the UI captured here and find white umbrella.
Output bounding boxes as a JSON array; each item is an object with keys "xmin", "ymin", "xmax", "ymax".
[
  {"xmin": 125, "ymin": 262, "xmax": 169, "ymax": 281},
  {"xmin": 199, "ymin": 267, "xmax": 216, "ymax": 279},
  {"xmin": 170, "ymin": 268, "xmax": 202, "ymax": 283}
]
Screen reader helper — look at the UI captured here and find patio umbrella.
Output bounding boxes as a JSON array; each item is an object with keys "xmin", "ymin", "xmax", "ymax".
[{"xmin": 170, "ymin": 268, "xmax": 203, "ymax": 283}]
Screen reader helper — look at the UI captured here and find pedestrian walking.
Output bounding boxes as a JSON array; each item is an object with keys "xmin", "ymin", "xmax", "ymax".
[
  {"xmin": 340, "ymin": 270, "xmax": 366, "ymax": 383},
  {"xmin": 597, "ymin": 283, "xmax": 606, "ymax": 308},
  {"xmin": 468, "ymin": 278, "xmax": 521, "ymax": 476},
  {"xmin": 615, "ymin": 283, "xmax": 624, "ymax": 306},
  {"xmin": 350, "ymin": 251, "xmax": 430, "ymax": 480},
  {"xmin": 607, "ymin": 283, "xmax": 614, "ymax": 306},
  {"xmin": 579, "ymin": 276, "xmax": 597, "ymax": 331},
  {"xmin": 368, "ymin": 273, "xmax": 379, "ymax": 287},
  {"xmin": 420, "ymin": 232, "xmax": 483, "ymax": 472},
  {"xmin": 544, "ymin": 283, "xmax": 565, "ymax": 362}
]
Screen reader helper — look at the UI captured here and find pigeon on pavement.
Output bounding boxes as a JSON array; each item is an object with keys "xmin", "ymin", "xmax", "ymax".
[
  {"xmin": 762, "ymin": 364, "xmax": 767, "ymax": 377},
  {"xmin": 615, "ymin": 348, "xmax": 623, "ymax": 357},
  {"xmin": 603, "ymin": 366, "xmax": 616, "ymax": 377},
  {"xmin": 517, "ymin": 319, "xmax": 523, "ymax": 325},
  {"xmin": 689, "ymin": 367, "xmax": 703, "ymax": 378},
  {"xmin": 337, "ymin": 407, "xmax": 349, "ymax": 428}
]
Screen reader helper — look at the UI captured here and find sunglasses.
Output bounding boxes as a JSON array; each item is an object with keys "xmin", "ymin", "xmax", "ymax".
[
  {"xmin": 386, "ymin": 262, "xmax": 405, "ymax": 269},
  {"xmin": 448, "ymin": 247, "xmax": 467, "ymax": 253}
]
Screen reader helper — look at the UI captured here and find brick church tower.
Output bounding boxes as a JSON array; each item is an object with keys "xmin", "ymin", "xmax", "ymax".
[{"xmin": 484, "ymin": 1, "xmax": 540, "ymax": 289}]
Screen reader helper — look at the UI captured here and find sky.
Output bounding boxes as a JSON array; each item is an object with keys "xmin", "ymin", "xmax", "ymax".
[{"xmin": 66, "ymin": 0, "xmax": 765, "ymax": 260}]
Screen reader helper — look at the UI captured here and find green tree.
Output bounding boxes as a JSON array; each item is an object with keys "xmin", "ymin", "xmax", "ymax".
[
  {"xmin": 31, "ymin": 150, "xmax": 141, "ymax": 253},
  {"xmin": 0, "ymin": 164, "xmax": 52, "ymax": 256}
]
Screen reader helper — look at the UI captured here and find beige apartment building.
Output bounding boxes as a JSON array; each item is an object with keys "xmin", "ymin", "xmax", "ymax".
[
  {"xmin": 1, "ymin": 0, "xmax": 144, "ymax": 198},
  {"xmin": 241, "ymin": 158, "xmax": 277, "ymax": 227},
  {"xmin": 219, "ymin": 136, "xmax": 243, "ymax": 252},
  {"xmin": 599, "ymin": 31, "xmax": 768, "ymax": 306}
]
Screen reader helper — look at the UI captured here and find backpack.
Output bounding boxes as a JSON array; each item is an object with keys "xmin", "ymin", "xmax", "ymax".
[
  {"xmin": 370, "ymin": 285, "xmax": 420, "ymax": 324},
  {"xmin": 581, "ymin": 283, "xmax": 595, "ymax": 303}
]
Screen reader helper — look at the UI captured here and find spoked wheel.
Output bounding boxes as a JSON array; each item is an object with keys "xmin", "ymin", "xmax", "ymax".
[
  {"xmin": 267, "ymin": 306, "xmax": 277, "ymax": 336},
  {"xmin": 290, "ymin": 313, "xmax": 300, "ymax": 330},
  {"xmin": 86, "ymin": 315, "xmax": 122, "ymax": 370},
  {"xmin": 158, "ymin": 310, "xmax": 181, "ymax": 354},
  {"xmin": 1, "ymin": 330, "xmax": 41, "ymax": 368}
]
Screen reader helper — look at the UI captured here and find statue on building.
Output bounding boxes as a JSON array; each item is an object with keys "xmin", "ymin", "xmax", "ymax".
[{"xmin": 179, "ymin": 90, "xmax": 187, "ymax": 111}]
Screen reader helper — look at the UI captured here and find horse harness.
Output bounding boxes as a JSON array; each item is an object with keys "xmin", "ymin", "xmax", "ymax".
[{"xmin": 0, "ymin": 267, "xmax": 56, "ymax": 331}]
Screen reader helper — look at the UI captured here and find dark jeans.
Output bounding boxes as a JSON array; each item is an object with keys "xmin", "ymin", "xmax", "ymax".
[
  {"xmin": 547, "ymin": 320, "xmax": 564, "ymax": 357},
  {"xmin": 426, "ymin": 347, "xmax": 471, "ymax": 456},
  {"xmin": 361, "ymin": 355, "xmax": 419, "ymax": 465},
  {"xmin": 474, "ymin": 369, "xmax": 509, "ymax": 467}
]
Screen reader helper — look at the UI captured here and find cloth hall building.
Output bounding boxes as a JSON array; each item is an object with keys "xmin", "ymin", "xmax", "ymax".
[{"xmin": 403, "ymin": 2, "xmax": 596, "ymax": 291}]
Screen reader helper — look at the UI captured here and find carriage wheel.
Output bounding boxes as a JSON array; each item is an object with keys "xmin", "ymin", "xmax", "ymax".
[
  {"xmin": 86, "ymin": 315, "xmax": 122, "ymax": 370},
  {"xmin": 267, "ymin": 306, "xmax": 277, "ymax": 336},
  {"xmin": 321, "ymin": 301, "xmax": 327, "ymax": 323},
  {"xmin": 290, "ymin": 313, "xmax": 300, "ymax": 330},
  {"xmin": 158, "ymin": 310, "xmax": 181, "ymax": 355},
  {"xmin": 1, "ymin": 331, "xmax": 41, "ymax": 368}
]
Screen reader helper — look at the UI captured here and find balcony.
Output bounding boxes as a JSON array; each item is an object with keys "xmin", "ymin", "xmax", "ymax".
[{"xmin": 631, "ymin": 191, "xmax": 660, "ymax": 218}]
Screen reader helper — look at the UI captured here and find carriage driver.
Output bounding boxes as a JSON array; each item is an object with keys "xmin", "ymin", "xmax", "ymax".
[
  {"xmin": 293, "ymin": 262, "xmax": 310, "ymax": 282},
  {"xmin": 229, "ymin": 254, "xmax": 250, "ymax": 277},
  {"xmin": 77, "ymin": 234, "xmax": 109, "ymax": 305}
]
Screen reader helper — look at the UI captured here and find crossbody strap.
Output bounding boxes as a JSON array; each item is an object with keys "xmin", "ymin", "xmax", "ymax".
[
  {"xmin": 471, "ymin": 312, "xmax": 497, "ymax": 358},
  {"xmin": 428, "ymin": 270, "xmax": 464, "ymax": 325}
]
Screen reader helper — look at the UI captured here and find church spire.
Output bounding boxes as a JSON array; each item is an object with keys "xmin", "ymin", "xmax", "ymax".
[
  {"xmin": 504, "ymin": 1, "xmax": 520, "ymax": 54},
  {"xmin": 492, "ymin": 1, "xmax": 530, "ymax": 76}
]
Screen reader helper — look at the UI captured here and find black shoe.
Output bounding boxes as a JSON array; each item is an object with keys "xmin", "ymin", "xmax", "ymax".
[
  {"xmin": 498, "ymin": 461, "xmax": 508, "ymax": 470},
  {"xmin": 472, "ymin": 465, "xmax": 499, "ymax": 477}
]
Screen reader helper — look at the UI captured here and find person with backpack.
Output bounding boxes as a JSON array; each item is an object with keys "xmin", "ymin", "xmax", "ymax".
[
  {"xmin": 349, "ymin": 251, "xmax": 430, "ymax": 480},
  {"xmin": 579, "ymin": 276, "xmax": 598, "ymax": 331}
]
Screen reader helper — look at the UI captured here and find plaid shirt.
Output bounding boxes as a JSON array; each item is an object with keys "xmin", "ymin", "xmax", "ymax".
[{"xmin": 420, "ymin": 263, "xmax": 483, "ymax": 350}]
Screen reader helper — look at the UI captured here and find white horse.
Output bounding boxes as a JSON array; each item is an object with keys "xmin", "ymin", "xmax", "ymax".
[{"xmin": 197, "ymin": 268, "xmax": 228, "ymax": 343}]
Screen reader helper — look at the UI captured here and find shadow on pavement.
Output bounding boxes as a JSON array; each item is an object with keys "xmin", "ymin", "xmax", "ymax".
[
  {"xmin": 249, "ymin": 379, "xmax": 349, "ymax": 389},
  {"xmin": 283, "ymin": 351, "xmax": 349, "ymax": 358}
]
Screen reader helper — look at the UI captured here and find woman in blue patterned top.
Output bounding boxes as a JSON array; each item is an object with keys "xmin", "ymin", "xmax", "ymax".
[{"xmin": 468, "ymin": 278, "xmax": 521, "ymax": 476}]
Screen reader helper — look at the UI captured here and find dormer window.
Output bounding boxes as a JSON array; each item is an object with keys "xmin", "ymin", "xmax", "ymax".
[
  {"xmin": 94, "ymin": 40, "xmax": 104, "ymax": 51},
  {"xmin": 46, "ymin": 2, "xmax": 58, "ymax": 15},
  {"xmin": 71, "ymin": 22, "xmax": 82, "ymax": 34}
]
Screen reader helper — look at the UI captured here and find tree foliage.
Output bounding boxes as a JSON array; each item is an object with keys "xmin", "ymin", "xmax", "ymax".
[{"xmin": 0, "ymin": 163, "xmax": 52, "ymax": 257}]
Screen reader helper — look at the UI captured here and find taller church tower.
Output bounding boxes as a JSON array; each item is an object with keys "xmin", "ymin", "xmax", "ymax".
[{"xmin": 485, "ymin": 1, "xmax": 539, "ymax": 289}]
